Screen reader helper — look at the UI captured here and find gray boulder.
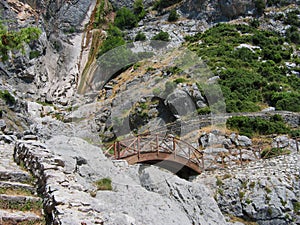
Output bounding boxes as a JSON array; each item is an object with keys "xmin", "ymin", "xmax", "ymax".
[{"xmin": 165, "ymin": 89, "xmax": 196, "ymax": 117}]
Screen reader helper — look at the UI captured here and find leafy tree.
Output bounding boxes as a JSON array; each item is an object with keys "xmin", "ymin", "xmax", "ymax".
[
  {"xmin": 168, "ymin": 9, "xmax": 179, "ymax": 22},
  {"xmin": 0, "ymin": 21, "xmax": 41, "ymax": 61},
  {"xmin": 114, "ymin": 7, "xmax": 137, "ymax": 30}
]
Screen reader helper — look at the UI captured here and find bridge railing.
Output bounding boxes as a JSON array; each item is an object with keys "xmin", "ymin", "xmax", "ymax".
[{"xmin": 105, "ymin": 134, "xmax": 205, "ymax": 170}]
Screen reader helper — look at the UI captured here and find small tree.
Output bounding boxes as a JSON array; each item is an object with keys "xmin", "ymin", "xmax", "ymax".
[
  {"xmin": 152, "ymin": 31, "xmax": 170, "ymax": 41},
  {"xmin": 0, "ymin": 21, "xmax": 41, "ymax": 61},
  {"xmin": 168, "ymin": 9, "xmax": 179, "ymax": 22},
  {"xmin": 133, "ymin": 0, "xmax": 146, "ymax": 20},
  {"xmin": 114, "ymin": 7, "xmax": 137, "ymax": 30}
]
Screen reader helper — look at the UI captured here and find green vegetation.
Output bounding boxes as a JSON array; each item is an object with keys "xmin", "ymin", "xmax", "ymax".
[
  {"xmin": 216, "ymin": 176, "xmax": 223, "ymax": 186},
  {"xmin": 245, "ymin": 198, "xmax": 252, "ymax": 204},
  {"xmin": 133, "ymin": 0, "xmax": 146, "ymax": 20},
  {"xmin": 152, "ymin": 31, "xmax": 170, "ymax": 41},
  {"xmin": 249, "ymin": 181, "xmax": 256, "ymax": 189},
  {"xmin": 293, "ymin": 202, "xmax": 300, "ymax": 214},
  {"xmin": 95, "ymin": 178, "xmax": 113, "ymax": 190},
  {"xmin": 226, "ymin": 115, "xmax": 290, "ymax": 137},
  {"xmin": 98, "ymin": 25, "xmax": 125, "ymax": 56},
  {"xmin": 0, "ymin": 21, "xmax": 41, "ymax": 61},
  {"xmin": 254, "ymin": 0, "xmax": 266, "ymax": 15},
  {"xmin": 0, "ymin": 199, "xmax": 43, "ymax": 212},
  {"xmin": 154, "ymin": 0, "xmax": 182, "ymax": 10},
  {"xmin": 29, "ymin": 50, "xmax": 40, "ymax": 59},
  {"xmin": 135, "ymin": 31, "xmax": 147, "ymax": 41},
  {"xmin": 114, "ymin": 7, "xmax": 138, "ymax": 30},
  {"xmin": 261, "ymin": 147, "xmax": 291, "ymax": 158},
  {"xmin": 168, "ymin": 9, "xmax": 179, "ymax": 22},
  {"xmin": 186, "ymin": 23, "xmax": 300, "ymax": 113},
  {"xmin": 114, "ymin": 0, "xmax": 147, "ymax": 30},
  {"xmin": 94, "ymin": 0, "xmax": 113, "ymax": 27},
  {"xmin": 239, "ymin": 191, "xmax": 245, "ymax": 199},
  {"xmin": 0, "ymin": 187, "xmax": 32, "ymax": 196},
  {"xmin": 0, "ymin": 90, "xmax": 16, "ymax": 105}
]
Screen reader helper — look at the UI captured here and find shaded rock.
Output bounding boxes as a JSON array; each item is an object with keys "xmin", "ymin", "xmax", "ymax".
[{"xmin": 165, "ymin": 89, "xmax": 196, "ymax": 117}]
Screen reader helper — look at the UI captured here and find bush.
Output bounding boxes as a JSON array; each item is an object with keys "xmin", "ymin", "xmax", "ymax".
[
  {"xmin": 133, "ymin": 0, "xmax": 146, "ymax": 20},
  {"xmin": 168, "ymin": 9, "xmax": 179, "ymax": 22},
  {"xmin": 154, "ymin": 0, "xmax": 182, "ymax": 10},
  {"xmin": 0, "ymin": 90, "xmax": 16, "ymax": 105},
  {"xmin": 226, "ymin": 115, "xmax": 290, "ymax": 137},
  {"xmin": 95, "ymin": 178, "xmax": 112, "ymax": 190},
  {"xmin": 0, "ymin": 22, "xmax": 41, "ymax": 61},
  {"xmin": 255, "ymin": 0, "xmax": 266, "ymax": 15},
  {"xmin": 152, "ymin": 31, "xmax": 170, "ymax": 41},
  {"xmin": 261, "ymin": 147, "xmax": 290, "ymax": 159},
  {"xmin": 135, "ymin": 32, "xmax": 147, "ymax": 41},
  {"xmin": 98, "ymin": 25, "xmax": 125, "ymax": 56},
  {"xmin": 114, "ymin": 7, "xmax": 137, "ymax": 30}
]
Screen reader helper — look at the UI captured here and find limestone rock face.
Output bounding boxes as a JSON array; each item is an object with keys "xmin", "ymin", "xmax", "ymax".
[{"xmin": 14, "ymin": 136, "xmax": 230, "ymax": 225}]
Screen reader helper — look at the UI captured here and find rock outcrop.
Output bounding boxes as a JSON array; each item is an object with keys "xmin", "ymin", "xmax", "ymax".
[{"xmin": 14, "ymin": 136, "xmax": 230, "ymax": 225}]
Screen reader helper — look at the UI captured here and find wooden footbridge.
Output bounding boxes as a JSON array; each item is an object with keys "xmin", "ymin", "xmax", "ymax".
[
  {"xmin": 105, "ymin": 134, "xmax": 204, "ymax": 174},
  {"xmin": 105, "ymin": 131, "xmax": 300, "ymax": 176}
]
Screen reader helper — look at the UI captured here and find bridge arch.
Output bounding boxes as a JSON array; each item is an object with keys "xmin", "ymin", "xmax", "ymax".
[{"xmin": 105, "ymin": 134, "xmax": 204, "ymax": 177}]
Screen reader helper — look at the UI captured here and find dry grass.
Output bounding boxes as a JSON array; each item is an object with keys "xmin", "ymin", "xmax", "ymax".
[{"xmin": 228, "ymin": 215, "xmax": 259, "ymax": 225}]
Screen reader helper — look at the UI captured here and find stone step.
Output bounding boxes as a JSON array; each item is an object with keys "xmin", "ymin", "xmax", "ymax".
[
  {"xmin": 0, "ymin": 181, "xmax": 36, "ymax": 195},
  {"xmin": 0, "ymin": 171, "xmax": 33, "ymax": 183},
  {"xmin": 0, "ymin": 209, "xmax": 43, "ymax": 225},
  {"xmin": 0, "ymin": 194, "xmax": 43, "ymax": 212}
]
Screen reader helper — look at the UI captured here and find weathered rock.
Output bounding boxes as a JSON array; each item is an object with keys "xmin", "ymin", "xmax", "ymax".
[{"xmin": 165, "ymin": 89, "xmax": 196, "ymax": 117}]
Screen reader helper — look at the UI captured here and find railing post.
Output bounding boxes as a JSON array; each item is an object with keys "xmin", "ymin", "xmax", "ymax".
[
  {"xmin": 201, "ymin": 152, "xmax": 204, "ymax": 170},
  {"xmin": 114, "ymin": 142, "xmax": 117, "ymax": 158},
  {"xmin": 137, "ymin": 136, "xmax": 140, "ymax": 160},
  {"xmin": 156, "ymin": 134, "xmax": 159, "ymax": 156},
  {"xmin": 173, "ymin": 137, "xmax": 176, "ymax": 159},
  {"xmin": 239, "ymin": 148, "xmax": 243, "ymax": 166},
  {"xmin": 117, "ymin": 141, "xmax": 120, "ymax": 159}
]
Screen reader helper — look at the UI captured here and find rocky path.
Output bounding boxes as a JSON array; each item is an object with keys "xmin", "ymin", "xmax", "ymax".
[{"xmin": 0, "ymin": 143, "xmax": 45, "ymax": 225}]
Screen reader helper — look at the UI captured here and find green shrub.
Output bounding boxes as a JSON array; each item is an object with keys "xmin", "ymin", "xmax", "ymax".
[
  {"xmin": 168, "ymin": 9, "xmax": 179, "ymax": 22},
  {"xmin": 293, "ymin": 202, "xmax": 300, "ymax": 214},
  {"xmin": 114, "ymin": 7, "xmax": 137, "ymax": 30},
  {"xmin": 98, "ymin": 25, "xmax": 125, "ymax": 56},
  {"xmin": 154, "ymin": 0, "xmax": 182, "ymax": 10},
  {"xmin": 135, "ymin": 32, "xmax": 147, "ymax": 41},
  {"xmin": 133, "ymin": 0, "xmax": 146, "ymax": 20},
  {"xmin": 152, "ymin": 31, "xmax": 170, "ymax": 41},
  {"xmin": 186, "ymin": 23, "xmax": 300, "ymax": 113},
  {"xmin": 216, "ymin": 177, "xmax": 223, "ymax": 186},
  {"xmin": 261, "ymin": 148, "xmax": 290, "ymax": 159},
  {"xmin": 29, "ymin": 50, "xmax": 40, "ymax": 59},
  {"xmin": 226, "ymin": 115, "xmax": 290, "ymax": 138},
  {"xmin": 284, "ymin": 10, "xmax": 300, "ymax": 26},
  {"xmin": 0, "ymin": 22, "xmax": 41, "ymax": 61},
  {"xmin": 255, "ymin": 0, "xmax": 266, "ymax": 15},
  {"xmin": 0, "ymin": 90, "xmax": 15, "ymax": 105},
  {"xmin": 197, "ymin": 107, "xmax": 211, "ymax": 115},
  {"xmin": 95, "ymin": 178, "xmax": 112, "ymax": 190},
  {"xmin": 174, "ymin": 77, "xmax": 188, "ymax": 84}
]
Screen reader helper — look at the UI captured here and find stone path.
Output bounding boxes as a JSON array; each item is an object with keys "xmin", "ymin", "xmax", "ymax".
[{"xmin": 0, "ymin": 143, "xmax": 45, "ymax": 225}]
